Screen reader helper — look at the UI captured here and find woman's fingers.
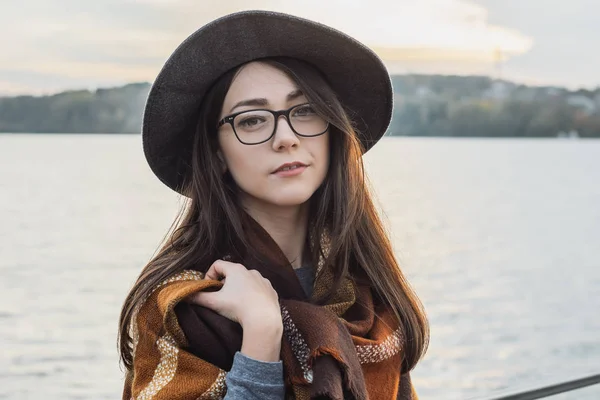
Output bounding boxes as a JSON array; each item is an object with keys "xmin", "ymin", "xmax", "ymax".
[
  {"xmin": 203, "ymin": 259, "xmax": 242, "ymax": 281},
  {"xmin": 203, "ymin": 260, "xmax": 226, "ymax": 280},
  {"xmin": 249, "ymin": 269, "xmax": 261, "ymax": 278},
  {"xmin": 188, "ymin": 291, "xmax": 216, "ymax": 308},
  {"xmin": 186, "ymin": 259, "xmax": 281, "ymax": 326}
]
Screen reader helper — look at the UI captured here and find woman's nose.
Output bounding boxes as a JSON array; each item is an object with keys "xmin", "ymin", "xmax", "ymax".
[{"xmin": 271, "ymin": 115, "xmax": 300, "ymax": 151}]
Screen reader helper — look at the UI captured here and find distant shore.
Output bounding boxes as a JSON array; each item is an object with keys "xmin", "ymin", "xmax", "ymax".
[{"xmin": 1, "ymin": 76, "xmax": 600, "ymax": 137}]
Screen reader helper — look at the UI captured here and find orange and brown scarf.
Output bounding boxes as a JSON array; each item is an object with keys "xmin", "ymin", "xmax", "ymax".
[{"xmin": 123, "ymin": 217, "xmax": 418, "ymax": 400}]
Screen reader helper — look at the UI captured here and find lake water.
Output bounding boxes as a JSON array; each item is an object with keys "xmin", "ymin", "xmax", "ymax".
[{"xmin": 0, "ymin": 134, "xmax": 599, "ymax": 399}]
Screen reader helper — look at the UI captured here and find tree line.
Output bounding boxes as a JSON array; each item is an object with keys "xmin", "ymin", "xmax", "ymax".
[
  {"xmin": 389, "ymin": 75, "xmax": 600, "ymax": 138},
  {"xmin": 0, "ymin": 83, "xmax": 150, "ymax": 133},
  {"xmin": 1, "ymin": 76, "xmax": 599, "ymax": 137}
]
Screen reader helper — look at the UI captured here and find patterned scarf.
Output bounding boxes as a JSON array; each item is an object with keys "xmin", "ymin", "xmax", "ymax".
[{"xmin": 123, "ymin": 215, "xmax": 418, "ymax": 399}]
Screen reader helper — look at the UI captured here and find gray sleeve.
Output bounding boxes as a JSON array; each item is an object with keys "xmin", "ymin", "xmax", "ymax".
[{"xmin": 223, "ymin": 351, "xmax": 285, "ymax": 400}]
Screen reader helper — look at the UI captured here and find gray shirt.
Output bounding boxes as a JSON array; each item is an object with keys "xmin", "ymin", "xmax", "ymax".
[{"xmin": 223, "ymin": 265, "xmax": 314, "ymax": 399}]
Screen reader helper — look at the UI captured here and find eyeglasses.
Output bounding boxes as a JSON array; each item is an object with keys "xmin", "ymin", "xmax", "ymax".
[{"xmin": 217, "ymin": 103, "xmax": 329, "ymax": 145}]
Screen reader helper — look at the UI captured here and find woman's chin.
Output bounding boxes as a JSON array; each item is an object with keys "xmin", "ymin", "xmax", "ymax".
[{"xmin": 262, "ymin": 191, "xmax": 314, "ymax": 208}]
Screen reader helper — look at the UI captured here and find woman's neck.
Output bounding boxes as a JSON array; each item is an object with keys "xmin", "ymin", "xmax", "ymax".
[{"xmin": 242, "ymin": 199, "xmax": 309, "ymax": 269}]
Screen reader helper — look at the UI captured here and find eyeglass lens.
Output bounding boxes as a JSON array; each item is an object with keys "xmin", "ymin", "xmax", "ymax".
[{"xmin": 232, "ymin": 104, "xmax": 328, "ymax": 144}]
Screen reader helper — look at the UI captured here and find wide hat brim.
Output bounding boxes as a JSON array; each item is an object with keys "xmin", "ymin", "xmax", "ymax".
[{"xmin": 142, "ymin": 10, "xmax": 393, "ymax": 194}]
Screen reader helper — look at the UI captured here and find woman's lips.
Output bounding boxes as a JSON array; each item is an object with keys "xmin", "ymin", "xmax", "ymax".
[{"xmin": 272, "ymin": 165, "xmax": 307, "ymax": 177}]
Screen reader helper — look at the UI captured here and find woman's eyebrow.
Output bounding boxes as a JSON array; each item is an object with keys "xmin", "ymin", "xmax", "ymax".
[
  {"xmin": 286, "ymin": 89, "xmax": 304, "ymax": 101},
  {"xmin": 228, "ymin": 89, "xmax": 304, "ymax": 113},
  {"xmin": 228, "ymin": 98, "xmax": 268, "ymax": 113}
]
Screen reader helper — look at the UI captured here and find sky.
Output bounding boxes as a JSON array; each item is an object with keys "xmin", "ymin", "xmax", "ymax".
[{"xmin": 1, "ymin": 0, "xmax": 598, "ymax": 96}]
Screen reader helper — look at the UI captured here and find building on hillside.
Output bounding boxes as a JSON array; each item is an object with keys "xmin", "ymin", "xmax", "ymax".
[
  {"xmin": 482, "ymin": 81, "xmax": 511, "ymax": 100},
  {"xmin": 566, "ymin": 95, "xmax": 597, "ymax": 115},
  {"xmin": 594, "ymin": 92, "xmax": 600, "ymax": 110}
]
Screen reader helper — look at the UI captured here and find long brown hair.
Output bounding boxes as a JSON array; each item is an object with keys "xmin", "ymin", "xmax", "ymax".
[{"xmin": 118, "ymin": 57, "xmax": 428, "ymax": 372}]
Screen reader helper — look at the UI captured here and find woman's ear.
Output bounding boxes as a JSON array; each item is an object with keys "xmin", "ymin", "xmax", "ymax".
[{"xmin": 216, "ymin": 150, "xmax": 228, "ymax": 174}]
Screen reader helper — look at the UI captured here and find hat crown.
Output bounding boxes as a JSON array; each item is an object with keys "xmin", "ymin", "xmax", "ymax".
[{"xmin": 142, "ymin": 10, "xmax": 393, "ymax": 194}]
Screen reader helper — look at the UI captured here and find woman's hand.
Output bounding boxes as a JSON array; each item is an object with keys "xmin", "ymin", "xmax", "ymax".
[
  {"xmin": 188, "ymin": 259, "xmax": 282, "ymax": 329},
  {"xmin": 187, "ymin": 260, "xmax": 283, "ymax": 362}
]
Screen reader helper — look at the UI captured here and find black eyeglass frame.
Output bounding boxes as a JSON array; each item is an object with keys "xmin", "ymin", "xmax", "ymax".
[{"xmin": 216, "ymin": 102, "xmax": 330, "ymax": 145}]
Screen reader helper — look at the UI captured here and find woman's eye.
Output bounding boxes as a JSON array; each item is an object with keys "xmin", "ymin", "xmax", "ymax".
[
  {"xmin": 293, "ymin": 105, "xmax": 316, "ymax": 117},
  {"xmin": 238, "ymin": 117, "xmax": 264, "ymax": 128}
]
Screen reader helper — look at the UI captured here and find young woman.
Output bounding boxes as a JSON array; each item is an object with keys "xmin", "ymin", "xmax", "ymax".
[{"xmin": 119, "ymin": 10, "xmax": 429, "ymax": 400}]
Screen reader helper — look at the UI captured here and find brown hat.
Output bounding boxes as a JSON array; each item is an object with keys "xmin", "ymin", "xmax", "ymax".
[{"xmin": 142, "ymin": 10, "xmax": 393, "ymax": 194}]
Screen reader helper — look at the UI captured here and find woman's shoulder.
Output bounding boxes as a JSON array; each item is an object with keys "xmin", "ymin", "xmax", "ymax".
[
  {"xmin": 131, "ymin": 269, "xmax": 218, "ymax": 347},
  {"xmin": 138, "ymin": 269, "xmax": 212, "ymax": 312},
  {"xmin": 155, "ymin": 269, "xmax": 206, "ymax": 289},
  {"xmin": 135, "ymin": 269, "xmax": 206, "ymax": 311}
]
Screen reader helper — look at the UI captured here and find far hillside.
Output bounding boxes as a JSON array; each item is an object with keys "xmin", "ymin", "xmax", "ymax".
[{"xmin": 1, "ymin": 76, "xmax": 599, "ymax": 137}]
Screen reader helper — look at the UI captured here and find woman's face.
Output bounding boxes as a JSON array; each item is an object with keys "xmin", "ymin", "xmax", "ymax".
[{"xmin": 217, "ymin": 61, "xmax": 330, "ymax": 209}]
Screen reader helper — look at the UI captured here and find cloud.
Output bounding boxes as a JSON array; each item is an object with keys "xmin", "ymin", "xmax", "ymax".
[
  {"xmin": 0, "ymin": 80, "xmax": 45, "ymax": 96},
  {"xmin": 472, "ymin": 0, "xmax": 600, "ymax": 88},
  {"xmin": 126, "ymin": 0, "xmax": 533, "ymax": 62},
  {"xmin": 280, "ymin": 0, "xmax": 532, "ymax": 53},
  {"xmin": 7, "ymin": 0, "xmax": 600, "ymax": 94}
]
